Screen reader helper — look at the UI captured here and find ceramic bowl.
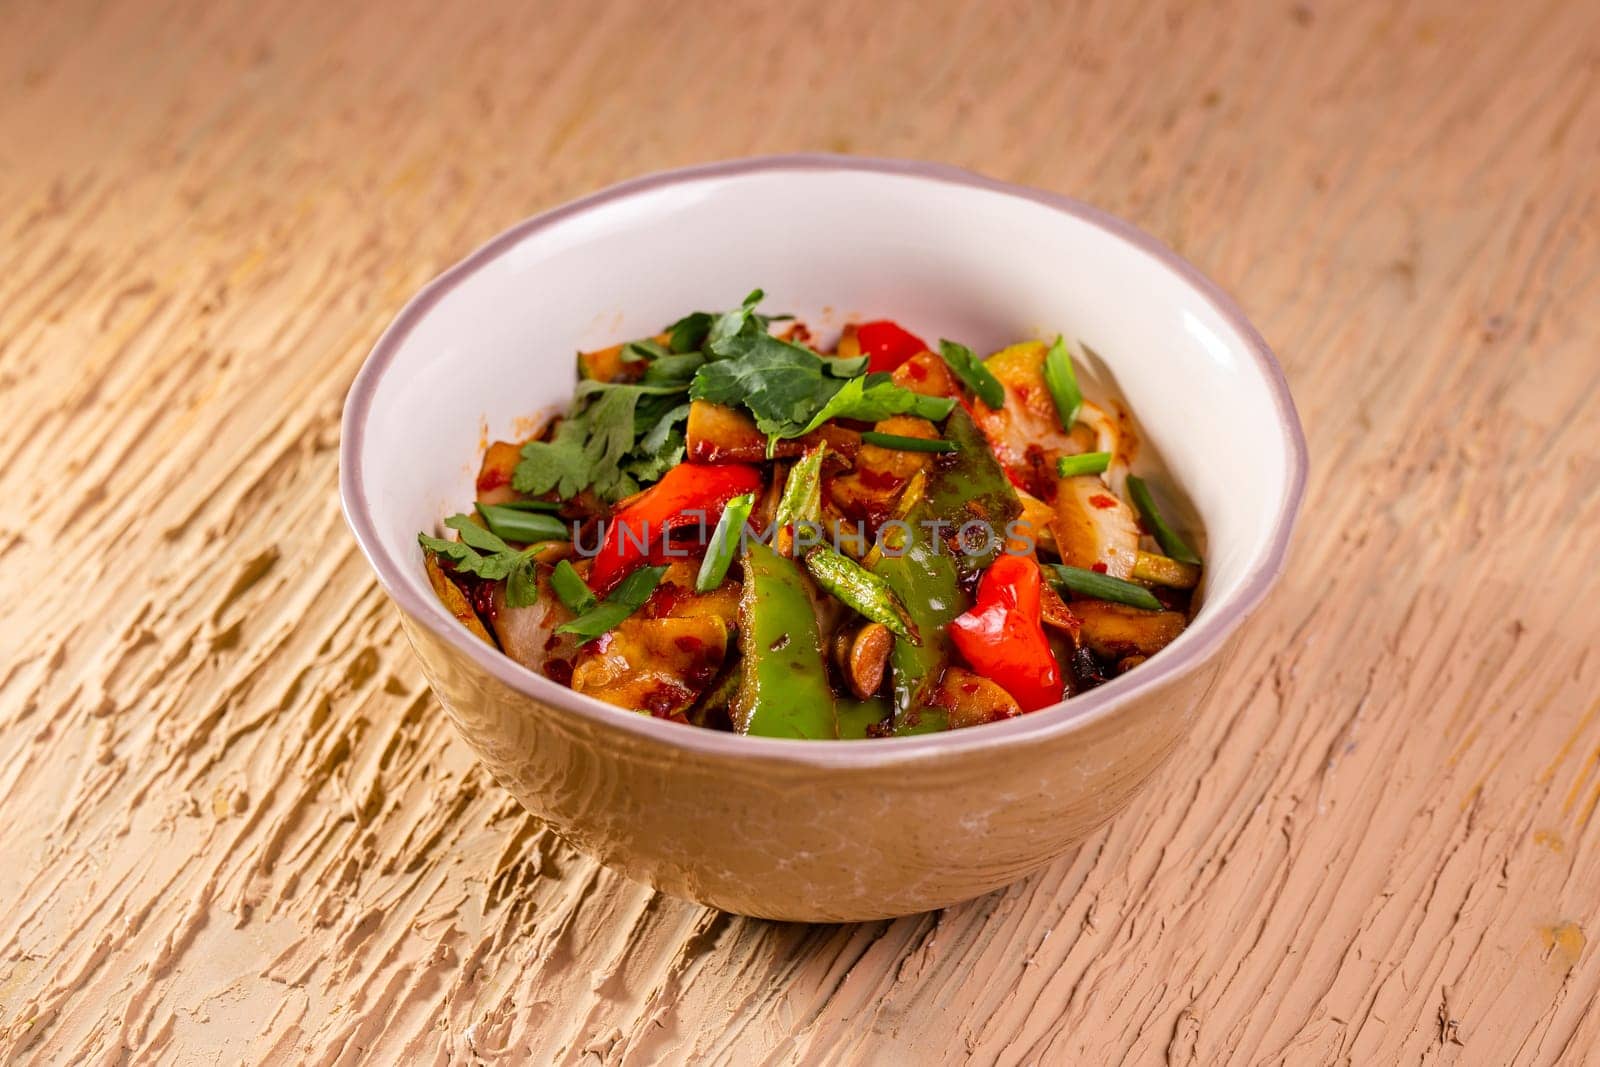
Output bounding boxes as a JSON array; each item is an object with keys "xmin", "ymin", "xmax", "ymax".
[{"xmin": 340, "ymin": 155, "xmax": 1307, "ymax": 922}]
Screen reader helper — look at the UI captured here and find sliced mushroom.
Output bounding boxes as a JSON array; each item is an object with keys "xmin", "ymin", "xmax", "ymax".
[
  {"xmin": 935, "ymin": 667, "xmax": 1022, "ymax": 730},
  {"xmin": 1073, "ymin": 601, "xmax": 1186, "ymax": 659},
  {"xmin": 836, "ymin": 622, "xmax": 893, "ymax": 700}
]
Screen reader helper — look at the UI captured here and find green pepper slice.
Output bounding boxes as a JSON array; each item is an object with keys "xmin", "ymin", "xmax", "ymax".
[
  {"xmin": 732, "ymin": 539, "xmax": 838, "ymax": 739},
  {"xmin": 871, "ymin": 406, "xmax": 1022, "ymax": 732}
]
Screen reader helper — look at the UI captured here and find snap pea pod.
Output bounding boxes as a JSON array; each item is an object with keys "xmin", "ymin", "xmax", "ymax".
[
  {"xmin": 872, "ymin": 528, "xmax": 961, "ymax": 734},
  {"xmin": 732, "ymin": 539, "xmax": 838, "ymax": 739},
  {"xmin": 920, "ymin": 406, "xmax": 1021, "ymax": 575},
  {"xmin": 871, "ymin": 405, "xmax": 1022, "ymax": 732},
  {"xmin": 836, "ymin": 695, "xmax": 892, "ymax": 739},
  {"xmin": 772, "ymin": 444, "xmax": 827, "ymax": 556},
  {"xmin": 803, "ymin": 546, "xmax": 920, "ymax": 643}
]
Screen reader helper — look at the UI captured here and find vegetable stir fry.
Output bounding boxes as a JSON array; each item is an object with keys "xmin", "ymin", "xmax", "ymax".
[{"xmin": 419, "ymin": 292, "xmax": 1204, "ymax": 738}]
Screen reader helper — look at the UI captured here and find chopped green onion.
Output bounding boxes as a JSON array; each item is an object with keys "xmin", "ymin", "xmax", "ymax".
[
  {"xmin": 1042, "ymin": 335, "xmax": 1083, "ymax": 429},
  {"xmin": 1127, "ymin": 475, "xmax": 1202, "ymax": 565},
  {"xmin": 1049, "ymin": 565, "xmax": 1164, "ymax": 611},
  {"xmin": 803, "ymin": 546, "xmax": 920, "ymax": 643},
  {"xmin": 1055, "ymin": 451, "xmax": 1111, "ymax": 478},
  {"xmin": 475, "ymin": 502, "xmax": 569, "ymax": 544},
  {"xmin": 496, "ymin": 499, "xmax": 563, "ymax": 513},
  {"xmin": 556, "ymin": 565, "xmax": 667, "ymax": 641},
  {"xmin": 859, "ymin": 431, "xmax": 956, "ymax": 454},
  {"xmin": 938, "ymin": 340, "xmax": 1005, "ymax": 408},
  {"xmin": 695, "ymin": 493, "xmax": 755, "ymax": 592},
  {"xmin": 550, "ymin": 559, "xmax": 597, "ymax": 613}
]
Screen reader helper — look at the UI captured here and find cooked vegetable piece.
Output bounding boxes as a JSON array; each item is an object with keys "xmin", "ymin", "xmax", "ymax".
[
  {"xmin": 475, "ymin": 502, "xmax": 569, "ymax": 544},
  {"xmin": 922, "ymin": 406, "xmax": 1022, "ymax": 574},
  {"xmin": 1132, "ymin": 551, "xmax": 1201, "ymax": 589},
  {"xmin": 772, "ymin": 445, "xmax": 827, "ymax": 556},
  {"xmin": 1053, "ymin": 473, "xmax": 1140, "ymax": 579},
  {"xmin": 577, "ymin": 340, "xmax": 650, "ymax": 383},
  {"xmin": 970, "ymin": 341, "xmax": 1085, "ymax": 474},
  {"xmin": 1049, "ymin": 565, "xmax": 1164, "ymax": 611},
  {"xmin": 871, "ymin": 516, "xmax": 962, "ymax": 732},
  {"xmin": 423, "ymin": 553, "xmax": 494, "ymax": 645},
  {"xmin": 695, "ymin": 492, "xmax": 755, "ymax": 593},
  {"xmin": 476, "ymin": 440, "xmax": 524, "ymax": 505},
  {"xmin": 949, "ymin": 555, "xmax": 1062, "ymax": 712},
  {"xmin": 858, "ymin": 431, "xmax": 955, "ymax": 453},
  {"xmin": 487, "ymin": 570, "xmax": 581, "ymax": 671},
  {"xmin": 836, "ymin": 623, "xmax": 894, "ymax": 701},
  {"xmin": 732, "ymin": 540, "xmax": 837, "ymax": 738},
  {"xmin": 588, "ymin": 462, "xmax": 763, "ymax": 595},
  {"xmin": 571, "ymin": 615, "xmax": 728, "ymax": 717},
  {"xmin": 550, "ymin": 559, "xmax": 597, "ymax": 613},
  {"xmin": 1042, "ymin": 335, "xmax": 1083, "ymax": 429},
  {"xmin": 936, "ymin": 667, "xmax": 1022, "ymax": 730},
  {"xmin": 557, "ymin": 565, "xmax": 668, "ymax": 642},
  {"xmin": 803, "ymin": 546, "xmax": 919, "ymax": 642},
  {"xmin": 890, "ymin": 350, "xmax": 962, "ymax": 399},
  {"xmin": 1010, "ymin": 487, "xmax": 1057, "ymax": 555},
  {"xmin": 1073, "ymin": 600, "xmax": 1187, "ymax": 659},
  {"xmin": 1127, "ymin": 475, "xmax": 1203, "ymax": 565},
  {"xmin": 1055, "ymin": 451, "xmax": 1111, "ymax": 478},
  {"xmin": 854, "ymin": 320, "xmax": 929, "ymax": 373},
  {"xmin": 836, "ymin": 695, "xmax": 892, "ymax": 739},
  {"xmin": 937, "ymin": 340, "xmax": 1005, "ymax": 408},
  {"xmin": 685, "ymin": 400, "xmax": 860, "ymax": 464}
]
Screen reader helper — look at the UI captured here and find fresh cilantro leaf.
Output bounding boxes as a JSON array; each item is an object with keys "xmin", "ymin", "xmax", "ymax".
[
  {"xmin": 420, "ymin": 515, "xmax": 544, "ymax": 607},
  {"xmin": 690, "ymin": 334, "xmax": 849, "ymax": 438},
  {"xmin": 691, "ymin": 331, "xmax": 953, "ymax": 446},
  {"xmin": 445, "ymin": 514, "xmax": 514, "ymax": 554},
  {"xmin": 506, "ymin": 555, "xmax": 540, "ymax": 608},
  {"xmin": 419, "ymin": 532, "xmax": 503, "ymax": 575},
  {"xmin": 706, "ymin": 289, "xmax": 769, "ymax": 353},
  {"xmin": 827, "ymin": 354, "xmax": 870, "ymax": 377},
  {"xmin": 642, "ymin": 352, "xmax": 705, "ymax": 386},
  {"xmin": 665, "ymin": 310, "xmax": 713, "ymax": 354},
  {"xmin": 797, "ymin": 372, "xmax": 956, "ymax": 435},
  {"xmin": 515, "ymin": 379, "xmax": 691, "ymax": 502},
  {"xmin": 623, "ymin": 402, "xmax": 689, "ymax": 482},
  {"xmin": 514, "ymin": 417, "xmax": 595, "ymax": 500}
]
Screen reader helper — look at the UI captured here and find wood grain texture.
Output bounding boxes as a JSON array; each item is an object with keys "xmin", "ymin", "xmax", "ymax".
[{"xmin": 2, "ymin": 0, "xmax": 1598, "ymax": 1061}]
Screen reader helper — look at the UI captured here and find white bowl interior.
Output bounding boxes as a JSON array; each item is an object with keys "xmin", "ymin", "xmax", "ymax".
[{"xmin": 354, "ymin": 165, "xmax": 1296, "ymax": 664}]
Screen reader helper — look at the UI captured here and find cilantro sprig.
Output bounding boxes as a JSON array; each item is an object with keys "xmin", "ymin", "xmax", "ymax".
[
  {"xmin": 687, "ymin": 290, "xmax": 950, "ymax": 449},
  {"xmin": 418, "ymin": 515, "xmax": 549, "ymax": 607}
]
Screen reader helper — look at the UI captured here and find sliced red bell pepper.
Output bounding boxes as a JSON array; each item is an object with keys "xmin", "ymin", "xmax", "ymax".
[
  {"xmin": 589, "ymin": 463, "xmax": 763, "ymax": 595},
  {"xmin": 856, "ymin": 320, "xmax": 930, "ymax": 374},
  {"xmin": 948, "ymin": 554, "xmax": 1062, "ymax": 712}
]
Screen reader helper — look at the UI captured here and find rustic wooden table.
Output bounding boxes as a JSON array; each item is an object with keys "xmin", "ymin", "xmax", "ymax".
[{"xmin": 3, "ymin": 1, "xmax": 1598, "ymax": 1062}]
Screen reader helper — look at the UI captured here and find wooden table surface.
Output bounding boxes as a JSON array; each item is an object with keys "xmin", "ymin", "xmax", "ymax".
[{"xmin": 3, "ymin": 1, "xmax": 1599, "ymax": 1062}]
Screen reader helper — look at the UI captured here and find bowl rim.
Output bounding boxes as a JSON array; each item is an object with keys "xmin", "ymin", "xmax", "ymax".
[{"xmin": 340, "ymin": 153, "xmax": 1308, "ymax": 767}]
